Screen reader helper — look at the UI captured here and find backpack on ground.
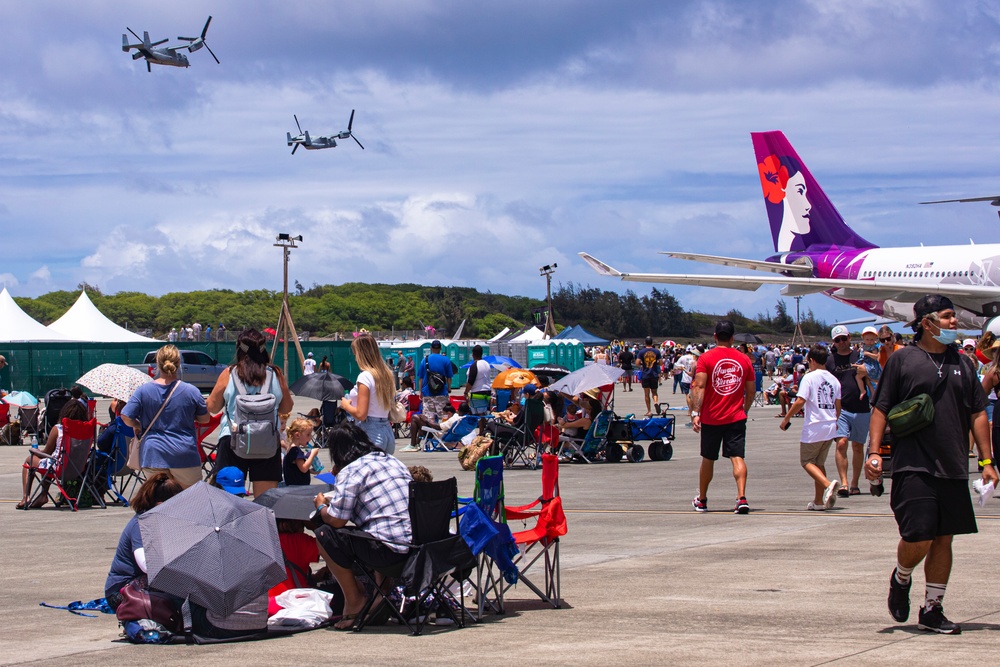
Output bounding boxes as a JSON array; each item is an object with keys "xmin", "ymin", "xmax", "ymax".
[{"xmin": 229, "ymin": 368, "xmax": 279, "ymax": 459}]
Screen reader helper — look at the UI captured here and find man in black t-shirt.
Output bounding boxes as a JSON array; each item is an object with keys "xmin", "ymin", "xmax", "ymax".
[
  {"xmin": 618, "ymin": 347, "xmax": 635, "ymax": 392},
  {"xmin": 866, "ymin": 295, "xmax": 997, "ymax": 635},
  {"xmin": 826, "ymin": 325, "xmax": 871, "ymax": 497}
]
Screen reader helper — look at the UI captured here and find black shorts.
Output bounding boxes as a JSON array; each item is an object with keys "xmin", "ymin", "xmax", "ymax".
[
  {"xmin": 315, "ymin": 525, "xmax": 410, "ymax": 571},
  {"xmin": 700, "ymin": 419, "xmax": 747, "ymax": 461},
  {"xmin": 213, "ymin": 435, "xmax": 282, "ymax": 483},
  {"xmin": 890, "ymin": 471, "xmax": 977, "ymax": 542},
  {"xmin": 641, "ymin": 376, "xmax": 659, "ymax": 390}
]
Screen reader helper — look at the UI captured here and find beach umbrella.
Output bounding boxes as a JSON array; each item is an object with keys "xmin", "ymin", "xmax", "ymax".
[
  {"xmin": 138, "ymin": 482, "xmax": 286, "ymax": 617},
  {"xmin": 76, "ymin": 363, "xmax": 153, "ymax": 402},
  {"xmin": 3, "ymin": 391, "xmax": 38, "ymax": 407},
  {"xmin": 253, "ymin": 483, "xmax": 334, "ymax": 521},
  {"xmin": 289, "ymin": 372, "xmax": 353, "ymax": 402},
  {"xmin": 491, "ymin": 368, "xmax": 538, "ymax": 389},
  {"xmin": 547, "ymin": 364, "xmax": 625, "ymax": 396}
]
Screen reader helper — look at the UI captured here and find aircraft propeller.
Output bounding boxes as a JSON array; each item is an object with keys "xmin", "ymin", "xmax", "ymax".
[
  {"xmin": 177, "ymin": 16, "xmax": 220, "ymax": 64},
  {"xmin": 338, "ymin": 109, "xmax": 365, "ymax": 150}
]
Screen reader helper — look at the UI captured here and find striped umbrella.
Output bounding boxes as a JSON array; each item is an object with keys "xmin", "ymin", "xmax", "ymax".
[{"xmin": 76, "ymin": 363, "xmax": 153, "ymax": 402}]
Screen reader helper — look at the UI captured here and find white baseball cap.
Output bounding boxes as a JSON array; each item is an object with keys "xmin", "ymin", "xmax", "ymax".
[
  {"xmin": 830, "ymin": 325, "xmax": 850, "ymax": 339},
  {"xmin": 862, "ymin": 326, "xmax": 879, "ymax": 336}
]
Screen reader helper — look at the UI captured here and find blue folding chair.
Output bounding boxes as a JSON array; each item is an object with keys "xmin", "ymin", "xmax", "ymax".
[
  {"xmin": 494, "ymin": 389, "xmax": 512, "ymax": 412},
  {"xmin": 92, "ymin": 417, "xmax": 143, "ymax": 506},
  {"xmin": 419, "ymin": 415, "xmax": 480, "ymax": 452}
]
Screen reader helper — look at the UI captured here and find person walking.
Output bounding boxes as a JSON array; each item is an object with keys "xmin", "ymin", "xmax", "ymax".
[
  {"xmin": 779, "ymin": 344, "xmax": 842, "ymax": 510},
  {"xmin": 637, "ymin": 337, "xmax": 662, "ymax": 417},
  {"xmin": 691, "ymin": 321, "xmax": 756, "ymax": 514},
  {"xmin": 827, "ymin": 325, "xmax": 871, "ymax": 497},
  {"xmin": 464, "ymin": 344, "xmax": 492, "ymax": 414},
  {"xmin": 302, "ymin": 352, "xmax": 316, "ymax": 376},
  {"xmin": 866, "ymin": 295, "xmax": 998, "ymax": 634},
  {"xmin": 122, "ymin": 345, "xmax": 211, "ymax": 489},
  {"xmin": 618, "ymin": 345, "xmax": 635, "ymax": 392},
  {"xmin": 339, "ymin": 334, "xmax": 397, "ymax": 454}
]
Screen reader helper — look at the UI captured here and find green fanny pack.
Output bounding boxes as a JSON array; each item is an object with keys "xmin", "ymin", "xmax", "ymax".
[{"xmin": 887, "ymin": 393, "xmax": 935, "ymax": 438}]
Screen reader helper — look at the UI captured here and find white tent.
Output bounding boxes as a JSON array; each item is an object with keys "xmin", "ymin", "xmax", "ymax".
[
  {"xmin": 47, "ymin": 291, "xmax": 158, "ymax": 343},
  {"xmin": 509, "ymin": 326, "xmax": 547, "ymax": 342},
  {"xmin": 0, "ymin": 287, "xmax": 73, "ymax": 342}
]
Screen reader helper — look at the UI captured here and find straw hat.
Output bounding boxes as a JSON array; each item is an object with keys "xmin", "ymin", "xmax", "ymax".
[{"xmin": 582, "ymin": 387, "xmax": 601, "ymax": 400}]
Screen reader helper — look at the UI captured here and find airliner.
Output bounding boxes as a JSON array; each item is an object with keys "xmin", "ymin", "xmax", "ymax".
[{"xmin": 581, "ymin": 131, "xmax": 1000, "ymax": 330}]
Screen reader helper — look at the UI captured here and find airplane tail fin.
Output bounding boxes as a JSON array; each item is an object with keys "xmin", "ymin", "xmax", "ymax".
[
  {"xmin": 122, "ymin": 34, "xmax": 130, "ymax": 52},
  {"xmin": 751, "ymin": 131, "xmax": 875, "ymax": 253}
]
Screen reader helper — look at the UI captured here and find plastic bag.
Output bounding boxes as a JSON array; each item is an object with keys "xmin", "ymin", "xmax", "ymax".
[{"xmin": 267, "ymin": 588, "xmax": 334, "ymax": 630}]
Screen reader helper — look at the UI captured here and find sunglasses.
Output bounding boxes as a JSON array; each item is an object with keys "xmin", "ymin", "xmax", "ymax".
[
  {"xmin": 833, "ymin": 336, "xmax": 849, "ymax": 343},
  {"xmin": 879, "ymin": 337, "xmax": 893, "ymax": 343}
]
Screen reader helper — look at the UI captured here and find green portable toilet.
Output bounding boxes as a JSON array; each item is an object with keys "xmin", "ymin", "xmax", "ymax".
[{"xmin": 527, "ymin": 342, "xmax": 554, "ymax": 368}]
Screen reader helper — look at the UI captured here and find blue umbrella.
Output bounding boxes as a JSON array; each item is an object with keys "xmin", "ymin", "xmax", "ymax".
[
  {"xmin": 460, "ymin": 355, "xmax": 522, "ymax": 370},
  {"xmin": 3, "ymin": 391, "xmax": 38, "ymax": 407}
]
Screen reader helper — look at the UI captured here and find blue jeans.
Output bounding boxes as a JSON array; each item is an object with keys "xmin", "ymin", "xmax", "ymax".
[{"xmin": 355, "ymin": 417, "xmax": 396, "ymax": 455}]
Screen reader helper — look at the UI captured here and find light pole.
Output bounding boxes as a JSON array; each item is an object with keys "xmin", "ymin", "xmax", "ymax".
[
  {"xmin": 539, "ymin": 263, "xmax": 558, "ymax": 338},
  {"xmin": 272, "ymin": 233, "xmax": 306, "ymax": 378}
]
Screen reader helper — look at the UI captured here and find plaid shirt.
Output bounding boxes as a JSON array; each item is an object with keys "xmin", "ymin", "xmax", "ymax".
[{"xmin": 325, "ymin": 453, "xmax": 412, "ymax": 552}]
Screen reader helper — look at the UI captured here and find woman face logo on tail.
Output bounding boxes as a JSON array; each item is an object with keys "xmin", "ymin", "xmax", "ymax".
[{"xmin": 759, "ymin": 154, "xmax": 812, "ymax": 252}]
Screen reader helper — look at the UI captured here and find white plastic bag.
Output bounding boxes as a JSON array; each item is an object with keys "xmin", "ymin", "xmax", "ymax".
[{"xmin": 267, "ymin": 588, "xmax": 335, "ymax": 630}]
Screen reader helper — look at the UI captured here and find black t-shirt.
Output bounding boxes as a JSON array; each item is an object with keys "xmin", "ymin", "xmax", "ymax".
[
  {"xmin": 825, "ymin": 349, "xmax": 870, "ymax": 413},
  {"xmin": 618, "ymin": 350, "xmax": 634, "ymax": 370},
  {"xmin": 282, "ymin": 445, "xmax": 311, "ymax": 486},
  {"xmin": 873, "ymin": 345, "xmax": 987, "ymax": 479}
]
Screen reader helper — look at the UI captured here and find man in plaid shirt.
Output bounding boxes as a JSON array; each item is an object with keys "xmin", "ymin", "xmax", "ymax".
[{"xmin": 313, "ymin": 423, "xmax": 412, "ymax": 630}]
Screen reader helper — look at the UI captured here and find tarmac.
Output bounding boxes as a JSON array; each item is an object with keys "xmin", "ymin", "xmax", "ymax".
[{"xmin": 2, "ymin": 384, "xmax": 999, "ymax": 666}]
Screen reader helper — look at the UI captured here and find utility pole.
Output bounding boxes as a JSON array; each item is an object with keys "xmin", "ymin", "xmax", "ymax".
[
  {"xmin": 272, "ymin": 234, "xmax": 306, "ymax": 378},
  {"xmin": 539, "ymin": 263, "xmax": 558, "ymax": 338},
  {"xmin": 792, "ymin": 295, "xmax": 806, "ymax": 348}
]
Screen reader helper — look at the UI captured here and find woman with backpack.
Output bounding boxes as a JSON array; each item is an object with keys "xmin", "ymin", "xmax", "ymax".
[
  {"xmin": 339, "ymin": 333, "xmax": 397, "ymax": 454},
  {"xmin": 207, "ymin": 328, "xmax": 293, "ymax": 497}
]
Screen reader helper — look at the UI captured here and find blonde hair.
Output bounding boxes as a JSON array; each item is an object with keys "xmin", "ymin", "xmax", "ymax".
[
  {"xmin": 286, "ymin": 418, "xmax": 313, "ymax": 439},
  {"xmin": 157, "ymin": 345, "xmax": 180, "ymax": 376},
  {"xmin": 351, "ymin": 334, "xmax": 395, "ymax": 411}
]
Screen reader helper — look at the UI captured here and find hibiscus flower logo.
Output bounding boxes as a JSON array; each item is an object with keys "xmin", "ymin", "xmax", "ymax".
[{"xmin": 758, "ymin": 155, "xmax": 788, "ymax": 204}]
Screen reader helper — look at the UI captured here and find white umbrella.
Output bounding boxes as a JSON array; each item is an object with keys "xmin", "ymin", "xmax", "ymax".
[{"xmin": 547, "ymin": 364, "xmax": 625, "ymax": 396}]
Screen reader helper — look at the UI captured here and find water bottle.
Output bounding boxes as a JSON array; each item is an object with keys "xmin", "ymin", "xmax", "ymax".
[
  {"xmin": 310, "ymin": 448, "xmax": 325, "ymax": 474},
  {"xmin": 30, "ymin": 434, "xmax": 38, "ymax": 448}
]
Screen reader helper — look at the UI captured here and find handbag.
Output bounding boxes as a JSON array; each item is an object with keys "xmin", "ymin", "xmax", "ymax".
[
  {"xmin": 115, "ymin": 578, "xmax": 182, "ymax": 632},
  {"xmin": 388, "ymin": 400, "xmax": 407, "ymax": 423},
  {"xmin": 886, "ymin": 393, "xmax": 934, "ymax": 438},
  {"xmin": 127, "ymin": 382, "xmax": 179, "ymax": 471},
  {"xmin": 459, "ymin": 435, "xmax": 493, "ymax": 471}
]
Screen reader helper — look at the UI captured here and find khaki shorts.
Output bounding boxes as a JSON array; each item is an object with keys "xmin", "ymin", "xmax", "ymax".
[
  {"xmin": 799, "ymin": 440, "xmax": 834, "ymax": 468},
  {"xmin": 142, "ymin": 466, "xmax": 203, "ymax": 489}
]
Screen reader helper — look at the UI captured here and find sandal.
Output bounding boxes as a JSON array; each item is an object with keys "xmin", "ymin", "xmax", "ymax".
[
  {"xmin": 837, "ymin": 488, "xmax": 850, "ymax": 498},
  {"xmin": 849, "ymin": 487, "xmax": 861, "ymax": 496},
  {"xmin": 332, "ymin": 613, "xmax": 361, "ymax": 630},
  {"xmin": 15, "ymin": 501, "xmax": 26, "ymax": 510}
]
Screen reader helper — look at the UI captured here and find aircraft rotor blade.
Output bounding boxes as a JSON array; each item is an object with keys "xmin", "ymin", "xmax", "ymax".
[
  {"xmin": 127, "ymin": 27, "xmax": 142, "ymax": 41},
  {"xmin": 147, "ymin": 60, "xmax": 151, "ymax": 73},
  {"xmin": 352, "ymin": 135, "xmax": 365, "ymax": 150},
  {"xmin": 294, "ymin": 114, "xmax": 302, "ymax": 134},
  {"xmin": 202, "ymin": 16, "xmax": 212, "ymax": 39},
  {"xmin": 203, "ymin": 41, "xmax": 220, "ymax": 64},
  {"xmin": 348, "ymin": 109, "xmax": 355, "ymax": 131},
  {"xmin": 291, "ymin": 143, "xmax": 298, "ymax": 155}
]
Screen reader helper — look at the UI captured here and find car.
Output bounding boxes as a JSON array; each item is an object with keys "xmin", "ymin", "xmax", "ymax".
[{"xmin": 130, "ymin": 349, "xmax": 228, "ymax": 392}]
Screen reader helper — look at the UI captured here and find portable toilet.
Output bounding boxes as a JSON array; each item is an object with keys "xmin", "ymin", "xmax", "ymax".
[{"xmin": 527, "ymin": 342, "xmax": 554, "ymax": 368}]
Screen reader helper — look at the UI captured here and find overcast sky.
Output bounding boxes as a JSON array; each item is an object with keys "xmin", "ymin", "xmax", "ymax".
[{"xmin": 3, "ymin": 0, "xmax": 1000, "ymax": 328}]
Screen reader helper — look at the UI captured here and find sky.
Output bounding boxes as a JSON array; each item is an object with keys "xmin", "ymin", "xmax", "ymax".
[{"xmin": 3, "ymin": 0, "xmax": 1000, "ymax": 330}]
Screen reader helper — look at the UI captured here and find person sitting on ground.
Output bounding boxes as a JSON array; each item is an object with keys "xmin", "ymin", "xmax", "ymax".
[
  {"xmin": 270, "ymin": 518, "xmax": 320, "ymax": 598},
  {"xmin": 18, "ymin": 399, "xmax": 89, "ymax": 509},
  {"xmin": 283, "ymin": 418, "xmax": 320, "ymax": 486},
  {"xmin": 312, "ymin": 422, "xmax": 412, "ymax": 631},
  {"xmin": 104, "ymin": 472, "xmax": 184, "ymax": 610}
]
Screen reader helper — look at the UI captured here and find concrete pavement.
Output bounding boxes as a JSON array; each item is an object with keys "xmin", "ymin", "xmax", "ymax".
[{"xmin": 1, "ymin": 384, "xmax": 998, "ymax": 666}]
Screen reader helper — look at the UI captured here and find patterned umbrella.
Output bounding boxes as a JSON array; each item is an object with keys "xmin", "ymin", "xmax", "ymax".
[
  {"xmin": 76, "ymin": 363, "xmax": 153, "ymax": 402},
  {"xmin": 138, "ymin": 482, "xmax": 286, "ymax": 617},
  {"xmin": 491, "ymin": 368, "xmax": 538, "ymax": 389},
  {"xmin": 3, "ymin": 390, "xmax": 38, "ymax": 407},
  {"xmin": 253, "ymin": 483, "xmax": 334, "ymax": 521}
]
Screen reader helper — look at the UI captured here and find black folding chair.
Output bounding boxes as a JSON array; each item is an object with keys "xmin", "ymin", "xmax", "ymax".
[
  {"xmin": 353, "ymin": 478, "xmax": 475, "ymax": 635},
  {"xmin": 493, "ymin": 398, "xmax": 546, "ymax": 470}
]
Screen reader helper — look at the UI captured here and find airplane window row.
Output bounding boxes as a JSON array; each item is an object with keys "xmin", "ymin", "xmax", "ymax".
[{"xmin": 863, "ymin": 270, "xmax": 971, "ymax": 278}]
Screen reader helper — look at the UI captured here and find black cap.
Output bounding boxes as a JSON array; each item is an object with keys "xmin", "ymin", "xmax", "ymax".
[
  {"xmin": 906, "ymin": 295, "xmax": 955, "ymax": 329},
  {"xmin": 430, "ymin": 339, "xmax": 442, "ymax": 349}
]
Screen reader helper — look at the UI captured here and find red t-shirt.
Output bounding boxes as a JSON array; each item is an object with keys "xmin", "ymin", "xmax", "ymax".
[
  {"xmin": 269, "ymin": 532, "xmax": 320, "ymax": 597},
  {"xmin": 695, "ymin": 347, "xmax": 754, "ymax": 426}
]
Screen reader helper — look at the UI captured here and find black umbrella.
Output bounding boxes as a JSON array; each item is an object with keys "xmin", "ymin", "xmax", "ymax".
[
  {"xmin": 733, "ymin": 333, "xmax": 764, "ymax": 344},
  {"xmin": 253, "ymin": 483, "xmax": 334, "ymax": 521},
  {"xmin": 289, "ymin": 372, "xmax": 354, "ymax": 402},
  {"xmin": 138, "ymin": 482, "xmax": 286, "ymax": 617},
  {"xmin": 529, "ymin": 364, "xmax": 571, "ymax": 381}
]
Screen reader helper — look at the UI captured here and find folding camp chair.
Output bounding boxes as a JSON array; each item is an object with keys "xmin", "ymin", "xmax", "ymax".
[
  {"xmin": 91, "ymin": 417, "xmax": 143, "ymax": 506},
  {"xmin": 0, "ymin": 403, "xmax": 15, "ymax": 445},
  {"xmin": 197, "ymin": 413, "xmax": 223, "ymax": 479},
  {"xmin": 493, "ymin": 398, "xmax": 545, "ymax": 470},
  {"xmin": 752, "ymin": 370, "xmax": 765, "ymax": 407},
  {"xmin": 400, "ymin": 394, "xmax": 423, "ymax": 439},
  {"xmin": 504, "ymin": 453, "xmax": 566, "ymax": 608},
  {"xmin": 352, "ymin": 477, "xmax": 475, "ymax": 635},
  {"xmin": 493, "ymin": 389, "xmax": 511, "ymax": 412},
  {"xmin": 535, "ymin": 422, "xmax": 560, "ymax": 455},
  {"xmin": 557, "ymin": 410, "xmax": 613, "ymax": 463},
  {"xmin": 419, "ymin": 415, "xmax": 480, "ymax": 452},
  {"xmin": 457, "ymin": 455, "xmax": 518, "ymax": 620},
  {"xmin": 18, "ymin": 405, "xmax": 40, "ymax": 444},
  {"xmin": 24, "ymin": 418, "xmax": 102, "ymax": 511}
]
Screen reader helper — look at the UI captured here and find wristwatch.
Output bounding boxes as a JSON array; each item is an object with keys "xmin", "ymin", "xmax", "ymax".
[{"xmin": 315, "ymin": 503, "xmax": 328, "ymax": 514}]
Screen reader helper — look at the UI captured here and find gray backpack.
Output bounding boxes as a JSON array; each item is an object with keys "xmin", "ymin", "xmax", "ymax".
[{"xmin": 229, "ymin": 368, "xmax": 279, "ymax": 459}]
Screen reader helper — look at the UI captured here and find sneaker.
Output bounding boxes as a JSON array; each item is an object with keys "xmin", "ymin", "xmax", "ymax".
[
  {"xmin": 806, "ymin": 501, "xmax": 824, "ymax": 511},
  {"xmin": 692, "ymin": 496, "xmax": 707, "ymax": 512},
  {"xmin": 734, "ymin": 497, "xmax": 749, "ymax": 514},
  {"xmin": 823, "ymin": 480, "xmax": 840, "ymax": 509},
  {"xmin": 887, "ymin": 569, "xmax": 911, "ymax": 622},
  {"xmin": 400, "ymin": 445, "xmax": 420, "ymax": 452},
  {"xmin": 917, "ymin": 601, "xmax": 961, "ymax": 634}
]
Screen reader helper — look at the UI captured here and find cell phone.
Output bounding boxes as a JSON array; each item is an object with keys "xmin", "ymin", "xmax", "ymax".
[{"xmin": 780, "ymin": 421, "xmax": 790, "ymax": 431}]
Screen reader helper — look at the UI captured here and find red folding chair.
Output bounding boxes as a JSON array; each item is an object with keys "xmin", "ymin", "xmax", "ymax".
[
  {"xmin": 0, "ymin": 403, "xmax": 10, "ymax": 428},
  {"xmin": 24, "ymin": 418, "xmax": 100, "ymax": 511},
  {"xmin": 534, "ymin": 423, "xmax": 560, "ymax": 455},
  {"xmin": 197, "ymin": 413, "xmax": 223, "ymax": 479},
  {"xmin": 503, "ymin": 453, "xmax": 566, "ymax": 607}
]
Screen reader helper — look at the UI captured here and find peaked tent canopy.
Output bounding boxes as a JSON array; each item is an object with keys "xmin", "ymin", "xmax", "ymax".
[
  {"xmin": 508, "ymin": 326, "xmax": 547, "ymax": 342},
  {"xmin": 0, "ymin": 287, "xmax": 73, "ymax": 342},
  {"xmin": 554, "ymin": 324, "xmax": 609, "ymax": 345},
  {"xmin": 48, "ymin": 291, "xmax": 159, "ymax": 343}
]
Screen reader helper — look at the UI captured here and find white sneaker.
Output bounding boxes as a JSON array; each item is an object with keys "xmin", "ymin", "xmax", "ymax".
[
  {"xmin": 806, "ymin": 501, "xmax": 824, "ymax": 511},
  {"xmin": 823, "ymin": 480, "xmax": 841, "ymax": 510},
  {"xmin": 400, "ymin": 445, "xmax": 420, "ymax": 452}
]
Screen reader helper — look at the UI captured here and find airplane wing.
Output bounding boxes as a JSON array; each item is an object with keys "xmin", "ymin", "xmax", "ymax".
[
  {"xmin": 920, "ymin": 196, "xmax": 1000, "ymax": 205},
  {"xmin": 579, "ymin": 252, "xmax": 1000, "ymax": 302},
  {"xmin": 658, "ymin": 252, "xmax": 812, "ymax": 276}
]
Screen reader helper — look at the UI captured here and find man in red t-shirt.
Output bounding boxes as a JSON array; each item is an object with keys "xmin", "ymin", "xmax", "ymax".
[{"xmin": 691, "ymin": 320, "xmax": 756, "ymax": 514}]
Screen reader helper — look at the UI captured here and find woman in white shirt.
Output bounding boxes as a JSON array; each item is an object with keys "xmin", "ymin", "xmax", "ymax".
[{"xmin": 340, "ymin": 334, "xmax": 397, "ymax": 454}]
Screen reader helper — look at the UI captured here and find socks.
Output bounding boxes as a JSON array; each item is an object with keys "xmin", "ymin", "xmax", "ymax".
[
  {"xmin": 895, "ymin": 563, "xmax": 915, "ymax": 585},
  {"xmin": 925, "ymin": 583, "xmax": 947, "ymax": 610}
]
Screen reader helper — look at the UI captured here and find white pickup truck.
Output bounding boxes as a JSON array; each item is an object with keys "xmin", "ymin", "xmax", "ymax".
[{"xmin": 130, "ymin": 349, "xmax": 228, "ymax": 392}]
